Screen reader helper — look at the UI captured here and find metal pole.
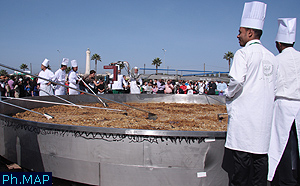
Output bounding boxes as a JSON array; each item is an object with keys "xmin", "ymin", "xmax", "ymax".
[
  {"xmin": 39, "ymin": 88, "xmax": 78, "ymax": 107},
  {"xmin": 162, "ymin": 49, "xmax": 166, "ymax": 74},
  {"xmin": 0, "ymin": 100, "xmax": 53, "ymax": 119},
  {"xmin": 78, "ymin": 75, "xmax": 107, "ymax": 107},
  {"xmin": 3, "ymin": 97, "xmax": 126, "ymax": 112}
]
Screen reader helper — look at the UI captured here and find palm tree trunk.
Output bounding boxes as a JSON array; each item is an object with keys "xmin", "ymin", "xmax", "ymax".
[
  {"xmin": 228, "ymin": 59, "xmax": 231, "ymax": 72},
  {"xmin": 95, "ymin": 60, "xmax": 97, "ymax": 73},
  {"xmin": 156, "ymin": 66, "xmax": 158, "ymax": 74}
]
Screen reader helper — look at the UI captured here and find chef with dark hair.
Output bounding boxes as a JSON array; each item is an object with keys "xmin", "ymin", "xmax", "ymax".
[
  {"xmin": 37, "ymin": 58, "xmax": 55, "ymax": 96},
  {"xmin": 68, "ymin": 60, "xmax": 80, "ymax": 95},
  {"xmin": 224, "ymin": 1, "xmax": 278, "ymax": 185},
  {"xmin": 54, "ymin": 58, "xmax": 69, "ymax": 95},
  {"xmin": 268, "ymin": 18, "xmax": 300, "ymax": 185}
]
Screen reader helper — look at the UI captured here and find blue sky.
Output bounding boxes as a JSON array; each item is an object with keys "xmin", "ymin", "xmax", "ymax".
[{"xmin": 1, "ymin": 0, "xmax": 300, "ymax": 75}]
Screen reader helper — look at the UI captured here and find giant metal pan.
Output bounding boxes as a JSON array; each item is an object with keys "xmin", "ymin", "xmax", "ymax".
[{"xmin": 0, "ymin": 94, "xmax": 228, "ymax": 186}]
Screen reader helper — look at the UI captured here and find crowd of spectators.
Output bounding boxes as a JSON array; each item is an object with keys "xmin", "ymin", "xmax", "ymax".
[
  {"xmin": 0, "ymin": 72, "xmax": 228, "ymax": 97},
  {"xmin": 105, "ymin": 77, "xmax": 228, "ymax": 95},
  {"xmin": 0, "ymin": 74, "xmax": 39, "ymax": 98}
]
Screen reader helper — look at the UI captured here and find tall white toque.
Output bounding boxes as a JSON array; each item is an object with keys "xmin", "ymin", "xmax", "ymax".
[
  {"xmin": 71, "ymin": 60, "xmax": 78, "ymax": 68},
  {"xmin": 42, "ymin": 58, "xmax": 50, "ymax": 67},
  {"xmin": 275, "ymin": 18, "xmax": 297, "ymax": 44},
  {"xmin": 61, "ymin": 58, "xmax": 69, "ymax": 66},
  {"xmin": 240, "ymin": 1, "xmax": 267, "ymax": 30}
]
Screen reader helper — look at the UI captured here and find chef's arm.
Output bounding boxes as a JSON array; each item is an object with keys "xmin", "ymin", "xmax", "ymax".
[
  {"xmin": 225, "ymin": 77, "xmax": 244, "ymax": 98},
  {"xmin": 225, "ymin": 50, "xmax": 247, "ymax": 98},
  {"xmin": 69, "ymin": 73, "xmax": 78, "ymax": 84}
]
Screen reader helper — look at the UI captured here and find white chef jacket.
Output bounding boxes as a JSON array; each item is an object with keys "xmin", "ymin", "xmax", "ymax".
[
  {"xmin": 68, "ymin": 70, "xmax": 79, "ymax": 95},
  {"xmin": 54, "ymin": 68, "xmax": 66, "ymax": 95},
  {"xmin": 111, "ymin": 74, "xmax": 126, "ymax": 90},
  {"xmin": 37, "ymin": 69, "xmax": 55, "ymax": 96},
  {"xmin": 130, "ymin": 74, "xmax": 142, "ymax": 94},
  {"xmin": 225, "ymin": 40, "xmax": 278, "ymax": 154},
  {"xmin": 268, "ymin": 47, "xmax": 300, "ymax": 181}
]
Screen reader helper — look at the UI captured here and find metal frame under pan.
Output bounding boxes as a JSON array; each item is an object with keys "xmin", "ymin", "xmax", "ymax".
[{"xmin": 0, "ymin": 94, "xmax": 228, "ymax": 186}]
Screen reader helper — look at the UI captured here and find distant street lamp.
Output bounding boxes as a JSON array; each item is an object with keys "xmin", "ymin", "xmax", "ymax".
[{"xmin": 162, "ymin": 49, "xmax": 166, "ymax": 74}]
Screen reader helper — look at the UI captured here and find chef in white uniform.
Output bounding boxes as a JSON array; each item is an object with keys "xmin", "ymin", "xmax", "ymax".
[
  {"xmin": 37, "ymin": 58, "xmax": 55, "ymax": 96},
  {"xmin": 223, "ymin": 2, "xmax": 278, "ymax": 185},
  {"xmin": 111, "ymin": 65, "xmax": 126, "ymax": 94},
  {"xmin": 68, "ymin": 60, "xmax": 80, "ymax": 95},
  {"xmin": 130, "ymin": 67, "xmax": 142, "ymax": 94},
  {"xmin": 268, "ymin": 18, "xmax": 300, "ymax": 185},
  {"xmin": 54, "ymin": 58, "xmax": 69, "ymax": 95}
]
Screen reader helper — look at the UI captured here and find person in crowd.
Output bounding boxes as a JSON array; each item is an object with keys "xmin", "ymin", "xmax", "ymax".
[
  {"xmin": 268, "ymin": 18, "xmax": 300, "ymax": 185},
  {"xmin": 13, "ymin": 78, "xmax": 22, "ymax": 98},
  {"xmin": 174, "ymin": 84, "xmax": 180, "ymax": 94},
  {"xmin": 54, "ymin": 58, "xmax": 68, "ymax": 95},
  {"xmin": 142, "ymin": 81, "xmax": 153, "ymax": 94},
  {"xmin": 97, "ymin": 78, "xmax": 106, "ymax": 94},
  {"xmin": 68, "ymin": 60, "xmax": 80, "ymax": 95},
  {"xmin": 7, "ymin": 75, "xmax": 15, "ymax": 97},
  {"xmin": 81, "ymin": 70, "xmax": 100, "ymax": 94},
  {"xmin": 179, "ymin": 81, "xmax": 187, "ymax": 94},
  {"xmin": 153, "ymin": 79, "xmax": 158, "ymax": 86},
  {"xmin": 187, "ymin": 81, "xmax": 194, "ymax": 94},
  {"xmin": 23, "ymin": 77, "xmax": 32, "ymax": 97},
  {"xmin": 217, "ymin": 81, "xmax": 227, "ymax": 96},
  {"xmin": 149, "ymin": 79, "xmax": 154, "ymax": 86},
  {"xmin": 123, "ymin": 75, "xmax": 130, "ymax": 93},
  {"xmin": 198, "ymin": 80, "xmax": 205, "ymax": 95},
  {"xmin": 147, "ymin": 82, "xmax": 153, "ymax": 94},
  {"xmin": 130, "ymin": 67, "xmax": 142, "ymax": 94},
  {"xmin": 174, "ymin": 80, "xmax": 182, "ymax": 94},
  {"xmin": 164, "ymin": 80, "xmax": 174, "ymax": 94},
  {"xmin": 37, "ymin": 58, "xmax": 55, "ymax": 96},
  {"xmin": 0, "ymin": 74, "xmax": 6, "ymax": 96},
  {"xmin": 157, "ymin": 79, "xmax": 165, "ymax": 94},
  {"xmin": 32, "ymin": 77, "xmax": 39, "ymax": 96},
  {"xmin": 111, "ymin": 67, "xmax": 126, "ymax": 94},
  {"xmin": 207, "ymin": 81, "xmax": 216, "ymax": 95},
  {"xmin": 223, "ymin": 2, "xmax": 278, "ymax": 185},
  {"xmin": 4, "ymin": 75, "xmax": 11, "ymax": 97},
  {"xmin": 152, "ymin": 84, "xmax": 158, "ymax": 94},
  {"xmin": 141, "ymin": 81, "xmax": 148, "ymax": 94}
]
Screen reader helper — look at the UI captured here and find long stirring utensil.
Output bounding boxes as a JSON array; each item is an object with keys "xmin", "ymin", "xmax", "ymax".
[
  {"xmin": 0, "ymin": 63, "xmax": 157, "ymax": 120},
  {"xmin": 0, "ymin": 100, "xmax": 53, "ymax": 119}
]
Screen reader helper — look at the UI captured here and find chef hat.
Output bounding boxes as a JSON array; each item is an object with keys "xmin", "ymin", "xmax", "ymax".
[
  {"xmin": 71, "ymin": 60, "xmax": 78, "ymax": 67},
  {"xmin": 275, "ymin": 18, "xmax": 297, "ymax": 44},
  {"xmin": 134, "ymin": 67, "xmax": 138, "ymax": 69},
  {"xmin": 240, "ymin": 1, "xmax": 267, "ymax": 30},
  {"xmin": 42, "ymin": 58, "xmax": 50, "ymax": 67},
  {"xmin": 61, "ymin": 58, "xmax": 69, "ymax": 66}
]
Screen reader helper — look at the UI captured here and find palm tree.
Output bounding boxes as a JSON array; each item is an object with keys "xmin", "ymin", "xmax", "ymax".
[
  {"xmin": 20, "ymin": 63, "xmax": 28, "ymax": 71},
  {"xmin": 0, "ymin": 69, "xmax": 8, "ymax": 76},
  {"xmin": 152, "ymin": 57, "xmax": 162, "ymax": 74},
  {"xmin": 65, "ymin": 67, "xmax": 72, "ymax": 74},
  {"xmin": 223, "ymin": 51, "xmax": 234, "ymax": 72},
  {"xmin": 118, "ymin": 62, "xmax": 125, "ymax": 70},
  {"xmin": 91, "ymin": 53, "xmax": 101, "ymax": 73}
]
